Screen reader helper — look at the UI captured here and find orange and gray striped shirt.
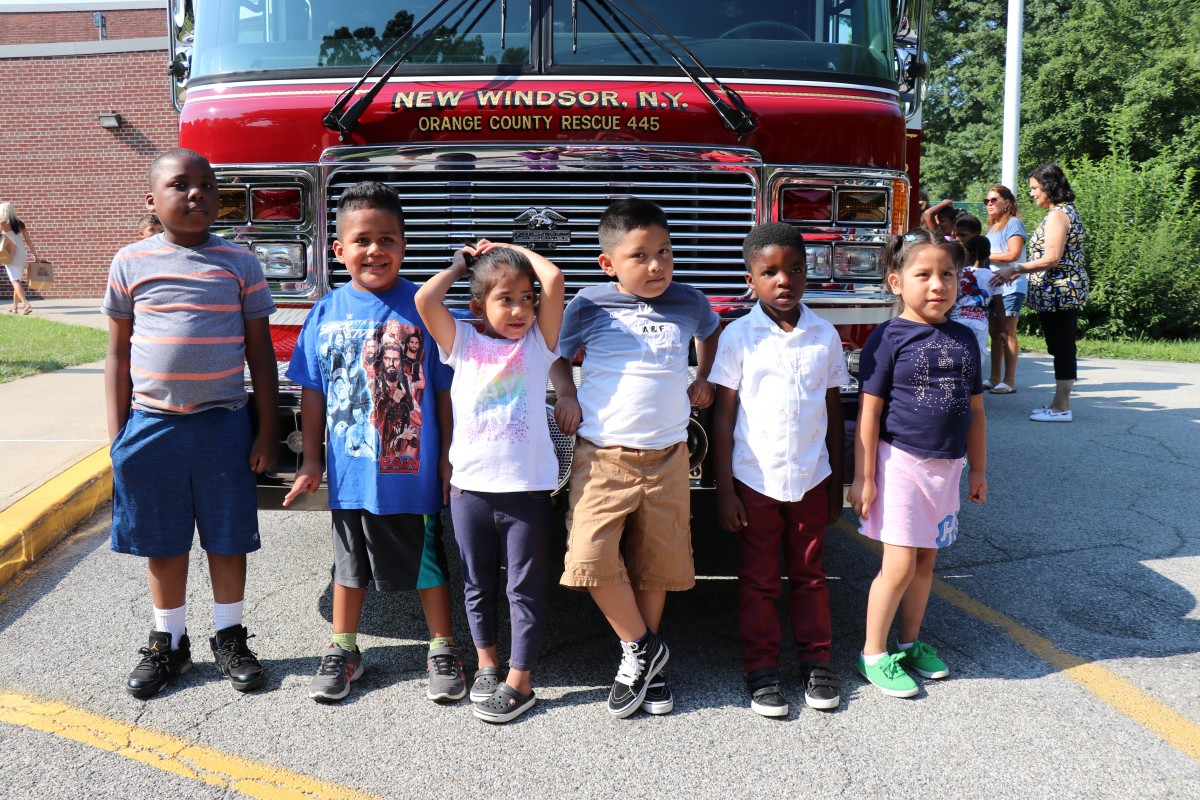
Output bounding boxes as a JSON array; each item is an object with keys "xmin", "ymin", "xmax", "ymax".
[{"xmin": 102, "ymin": 233, "xmax": 275, "ymax": 415}]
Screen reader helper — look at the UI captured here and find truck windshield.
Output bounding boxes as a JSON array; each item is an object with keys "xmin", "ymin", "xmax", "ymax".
[{"xmin": 191, "ymin": 0, "xmax": 893, "ymax": 84}]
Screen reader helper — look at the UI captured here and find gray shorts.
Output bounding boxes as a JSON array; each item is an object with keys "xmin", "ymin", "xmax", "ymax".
[{"xmin": 331, "ymin": 509, "xmax": 449, "ymax": 592}]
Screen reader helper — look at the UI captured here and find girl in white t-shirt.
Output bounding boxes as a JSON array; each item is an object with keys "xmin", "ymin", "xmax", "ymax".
[{"xmin": 414, "ymin": 240, "xmax": 564, "ymax": 724}]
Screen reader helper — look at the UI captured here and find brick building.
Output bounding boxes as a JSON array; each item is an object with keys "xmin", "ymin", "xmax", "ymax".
[{"xmin": 0, "ymin": 1, "xmax": 177, "ymax": 300}]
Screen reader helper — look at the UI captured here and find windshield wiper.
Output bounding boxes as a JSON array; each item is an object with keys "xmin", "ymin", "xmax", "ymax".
[
  {"xmin": 323, "ymin": 0, "xmax": 485, "ymax": 137},
  {"xmin": 585, "ymin": 0, "xmax": 758, "ymax": 136}
]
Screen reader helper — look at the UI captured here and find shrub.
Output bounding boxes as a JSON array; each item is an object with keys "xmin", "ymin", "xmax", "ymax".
[{"xmin": 1064, "ymin": 151, "xmax": 1200, "ymax": 339}]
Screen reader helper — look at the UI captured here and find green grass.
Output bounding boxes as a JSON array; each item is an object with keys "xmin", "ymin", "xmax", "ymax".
[
  {"xmin": 1072, "ymin": 337, "xmax": 1200, "ymax": 363},
  {"xmin": 0, "ymin": 315, "xmax": 108, "ymax": 383}
]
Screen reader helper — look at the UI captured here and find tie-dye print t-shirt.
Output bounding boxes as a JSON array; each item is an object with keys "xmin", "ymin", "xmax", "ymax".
[
  {"xmin": 857, "ymin": 317, "xmax": 983, "ymax": 460},
  {"xmin": 440, "ymin": 320, "xmax": 559, "ymax": 492}
]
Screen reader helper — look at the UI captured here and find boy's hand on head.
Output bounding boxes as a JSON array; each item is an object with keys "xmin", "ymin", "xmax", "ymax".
[
  {"xmin": 554, "ymin": 395, "xmax": 581, "ymax": 435},
  {"xmin": 967, "ymin": 468, "xmax": 987, "ymax": 504},
  {"xmin": 717, "ymin": 488, "xmax": 748, "ymax": 532},
  {"xmin": 248, "ymin": 431, "xmax": 276, "ymax": 474},
  {"xmin": 687, "ymin": 377, "xmax": 715, "ymax": 409},
  {"xmin": 450, "ymin": 247, "xmax": 474, "ymax": 277},
  {"xmin": 282, "ymin": 461, "xmax": 323, "ymax": 507}
]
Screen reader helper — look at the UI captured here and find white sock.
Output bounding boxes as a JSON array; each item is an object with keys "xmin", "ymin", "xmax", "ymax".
[
  {"xmin": 213, "ymin": 600, "xmax": 244, "ymax": 632},
  {"xmin": 153, "ymin": 604, "xmax": 187, "ymax": 650},
  {"xmin": 897, "ymin": 641, "xmax": 914, "ymax": 651},
  {"xmin": 862, "ymin": 651, "xmax": 886, "ymax": 665}
]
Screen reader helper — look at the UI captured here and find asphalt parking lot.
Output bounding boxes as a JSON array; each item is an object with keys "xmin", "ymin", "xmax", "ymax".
[{"xmin": 1, "ymin": 351, "xmax": 1198, "ymax": 799}]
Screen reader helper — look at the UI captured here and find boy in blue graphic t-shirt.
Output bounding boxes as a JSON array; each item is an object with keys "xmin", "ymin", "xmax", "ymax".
[{"xmin": 284, "ymin": 182, "xmax": 463, "ymax": 704}]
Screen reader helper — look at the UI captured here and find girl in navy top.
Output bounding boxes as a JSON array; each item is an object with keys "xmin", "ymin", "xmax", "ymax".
[{"xmin": 849, "ymin": 232, "xmax": 988, "ymax": 698}]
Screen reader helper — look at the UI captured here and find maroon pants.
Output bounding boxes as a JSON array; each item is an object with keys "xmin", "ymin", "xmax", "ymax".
[{"xmin": 735, "ymin": 479, "xmax": 832, "ymax": 672}]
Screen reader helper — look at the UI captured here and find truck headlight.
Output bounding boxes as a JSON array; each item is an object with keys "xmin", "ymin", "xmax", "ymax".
[
  {"xmin": 253, "ymin": 243, "xmax": 306, "ymax": 280},
  {"xmin": 833, "ymin": 244, "xmax": 884, "ymax": 279},
  {"xmin": 251, "ymin": 187, "xmax": 303, "ymax": 222},
  {"xmin": 779, "ymin": 187, "xmax": 833, "ymax": 223},
  {"xmin": 836, "ymin": 189, "xmax": 888, "ymax": 225},
  {"xmin": 218, "ymin": 187, "xmax": 248, "ymax": 222},
  {"xmin": 805, "ymin": 244, "xmax": 831, "ymax": 279}
]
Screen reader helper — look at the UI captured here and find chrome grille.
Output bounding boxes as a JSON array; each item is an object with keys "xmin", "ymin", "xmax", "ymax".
[{"xmin": 322, "ymin": 146, "xmax": 760, "ymax": 304}]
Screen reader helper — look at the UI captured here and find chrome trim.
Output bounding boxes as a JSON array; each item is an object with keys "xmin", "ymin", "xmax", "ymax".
[
  {"xmin": 765, "ymin": 167, "xmax": 910, "ymax": 285},
  {"xmin": 209, "ymin": 167, "xmax": 322, "ymax": 300},
  {"xmin": 320, "ymin": 145, "xmax": 762, "ymax": 302},
  {"xmin": 184, "ymin": 74, "xmax": 902, "ymax": 98}
]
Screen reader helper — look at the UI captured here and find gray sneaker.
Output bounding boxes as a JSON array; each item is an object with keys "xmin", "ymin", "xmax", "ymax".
[
  {"xmin": 308, "ymin": 643, "xmax": 363, "ymax": 702},
  {"xmin": 426, "ymin": 645, "xmax": 466, "ymax": 702}
]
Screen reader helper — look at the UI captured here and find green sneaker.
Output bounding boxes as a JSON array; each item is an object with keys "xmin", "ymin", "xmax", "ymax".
[
  {"xmin": 891, "ymin": 640, "xmax": 949, "ymax": 679},
  {"xmin": 857, "ymin": 653, "xmax": 918, "ymax": 698}
]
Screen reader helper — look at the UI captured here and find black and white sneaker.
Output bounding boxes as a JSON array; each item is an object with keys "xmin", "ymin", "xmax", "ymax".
[
  {"xmin": 801, "ymin": 662, "xmax": 841, "ymax": 711},
  {"xmin": 746, "ymin": 669, "xmax": 788, "ymax": 718},
  {"xmin": 640, "ymin": 671, "xmax": 674, "ymax": 715},
  {"xmin": 607, "ymin": 632, "xmax": 669, "ymax": 718},
  {"xmin": 127, "ymin": 630, "xmax": 192, "ymax": 699}
]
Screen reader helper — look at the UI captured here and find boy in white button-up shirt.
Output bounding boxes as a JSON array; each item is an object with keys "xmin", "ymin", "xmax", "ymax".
[{"xmin": 711, "ymin": 222, "xmax": 849, "ymax": 718}]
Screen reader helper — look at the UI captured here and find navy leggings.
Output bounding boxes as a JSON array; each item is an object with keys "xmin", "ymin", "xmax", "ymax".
[{"xmin": 449, "ymin": 487, "xmax": 552, "ymax": 672}]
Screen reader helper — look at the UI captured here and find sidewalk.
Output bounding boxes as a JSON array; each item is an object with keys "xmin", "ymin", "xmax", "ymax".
[{"xmin": 0, "ymin": 299, "xmax": 110, "ymax": 586}]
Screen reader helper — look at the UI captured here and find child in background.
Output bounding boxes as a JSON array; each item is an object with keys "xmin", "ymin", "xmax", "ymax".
[
  {"xmin": 137, "ymin": 214, "xmax": 163, "ymax": 239},
  {"xmin": 711, "ymin": 223, "xmax": 847, "ymax": 717},
  {"xmin": 950, "ymin": 234, "xmax": 992, "ymax": 374},
  {"xmin": 415, "ymin": 239, "xmax": 564, "ymax": 724},
  {"xmin": 849, "ymin": 232, "xmax": 987, "ymax": 698},
  {"xmin": 284, "ymin": 181, "xmax": 463, "ymax": 705},
  {"xmin": 104, "ymin": 148, "xmax": 278, "ymax": 698},
  {"xmin": 921, "ymin": 199, "xmax": 959, "ymax": 241},
  {"xmin": 953, "ymin": 213, "xmax": 983, "ymax": 248},
  {"xmin": 550, "ymin": 197, "xmax": 720, "ymax": 718}
]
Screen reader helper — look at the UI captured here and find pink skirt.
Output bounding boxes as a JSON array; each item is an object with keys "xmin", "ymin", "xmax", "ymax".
[{"xmin": 858, "ymin": 440, "xmax": 963, "ymax": 549}]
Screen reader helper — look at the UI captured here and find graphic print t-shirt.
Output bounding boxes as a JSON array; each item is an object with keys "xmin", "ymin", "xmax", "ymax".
[
  {"xmin": 858, "ymin": 317, "xmax": 982, "ymax": 460},
  {"xmin": 558, "ymin": 282, "xmax": 719, "ymax": 449},
  {"xmin": 441, "ymin": 321, "xmax": 558, "ymax": 492},
  {"xmin": 286, "ymin": 280, "xmax": 452, "ymax": 514}
]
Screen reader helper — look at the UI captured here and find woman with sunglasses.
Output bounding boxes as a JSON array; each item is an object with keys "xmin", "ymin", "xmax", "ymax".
[{"xmin": 982, "ymin": 186, "xmax": 1026, "ymax": 393}]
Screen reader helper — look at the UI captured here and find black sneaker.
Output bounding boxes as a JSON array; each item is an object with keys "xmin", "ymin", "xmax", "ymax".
[
  {"xmin": 745, "ymin": 669, "xmax": 788, "ymax": 718},
  {"xmin": 801, "ymin": 662, "xmax": 841, "ymax": 711},
  {"xmin": 210, "ymin": 624, "xmax": 266, "ymax": 692},
  {"xmin": 127, "ymin": 630, "xmax": 192, "ymax": 699},
  {"xmin": 640, "ymin": 671, "xmax": 674, "ymax": 715},
  {"xmin": 607, "ymin": 632, "xmax": 669, "ymax": 718}
]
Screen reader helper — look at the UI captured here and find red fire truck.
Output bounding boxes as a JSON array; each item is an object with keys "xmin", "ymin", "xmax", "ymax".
[{"xmin": 167, "ymin": 0, "xmax": 927, "ymax": 507}]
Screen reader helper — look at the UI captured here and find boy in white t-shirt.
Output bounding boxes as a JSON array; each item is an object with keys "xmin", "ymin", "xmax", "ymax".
[
  {"xmin": 711, "ymin": 222, "xmax": 848, "ymax": 717},
  {"xmin": 550, "ymin": 198, "xmax": 720, "ymax": 719}
]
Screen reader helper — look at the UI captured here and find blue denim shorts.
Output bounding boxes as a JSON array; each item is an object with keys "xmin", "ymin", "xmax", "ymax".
[
  {"xmin": 110, "ymin": 407, "xmax": 260, "ymax": 558},
  {"xmin": 1001, "ymin": 291, "xmax": 1026, "ymax": 317}
]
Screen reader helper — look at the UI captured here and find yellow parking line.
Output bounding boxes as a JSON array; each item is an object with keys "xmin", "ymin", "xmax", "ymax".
[
  {"xmin": 835, "ymin": 520, "xmax": 1200, "ymax": 761},
  {"xmin": 0, "ymin": 691, "xmax": 381, "ymax": 800}
]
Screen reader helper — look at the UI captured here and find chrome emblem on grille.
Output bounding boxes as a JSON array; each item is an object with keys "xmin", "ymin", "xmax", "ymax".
[{"xmin": 513, "ymin": 208, "xmax": 570, "ymax": 250}]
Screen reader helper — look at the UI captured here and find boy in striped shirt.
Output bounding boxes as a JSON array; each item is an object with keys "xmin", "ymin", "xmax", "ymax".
[{"xmin": 103, "ymin": 148, "xmax": 278, "ymax": 698}]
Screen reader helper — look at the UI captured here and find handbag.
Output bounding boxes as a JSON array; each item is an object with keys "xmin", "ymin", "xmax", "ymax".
[
  {"xmin": 28, "ymin": 261, "xmax": 54, "ymax": 291},
  {"xmin": 0, "ymin": 235, "xmax": 13, "ymax": 266}
]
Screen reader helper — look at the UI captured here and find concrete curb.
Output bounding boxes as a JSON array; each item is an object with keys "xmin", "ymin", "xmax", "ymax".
[{"xmin": 0, "ymin": 447, "xmax": 111, "ymax": 589}]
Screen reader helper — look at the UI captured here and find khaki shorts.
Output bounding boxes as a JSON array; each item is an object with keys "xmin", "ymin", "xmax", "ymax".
[{"xmin": 561, "ymin": 438, "xmax": 694, "ymax": 591}]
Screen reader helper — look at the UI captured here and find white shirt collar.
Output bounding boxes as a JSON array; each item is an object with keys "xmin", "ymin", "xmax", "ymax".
[{"xmin": 747, "ymin": 300, "xmax": 815, "ymax": 335}]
